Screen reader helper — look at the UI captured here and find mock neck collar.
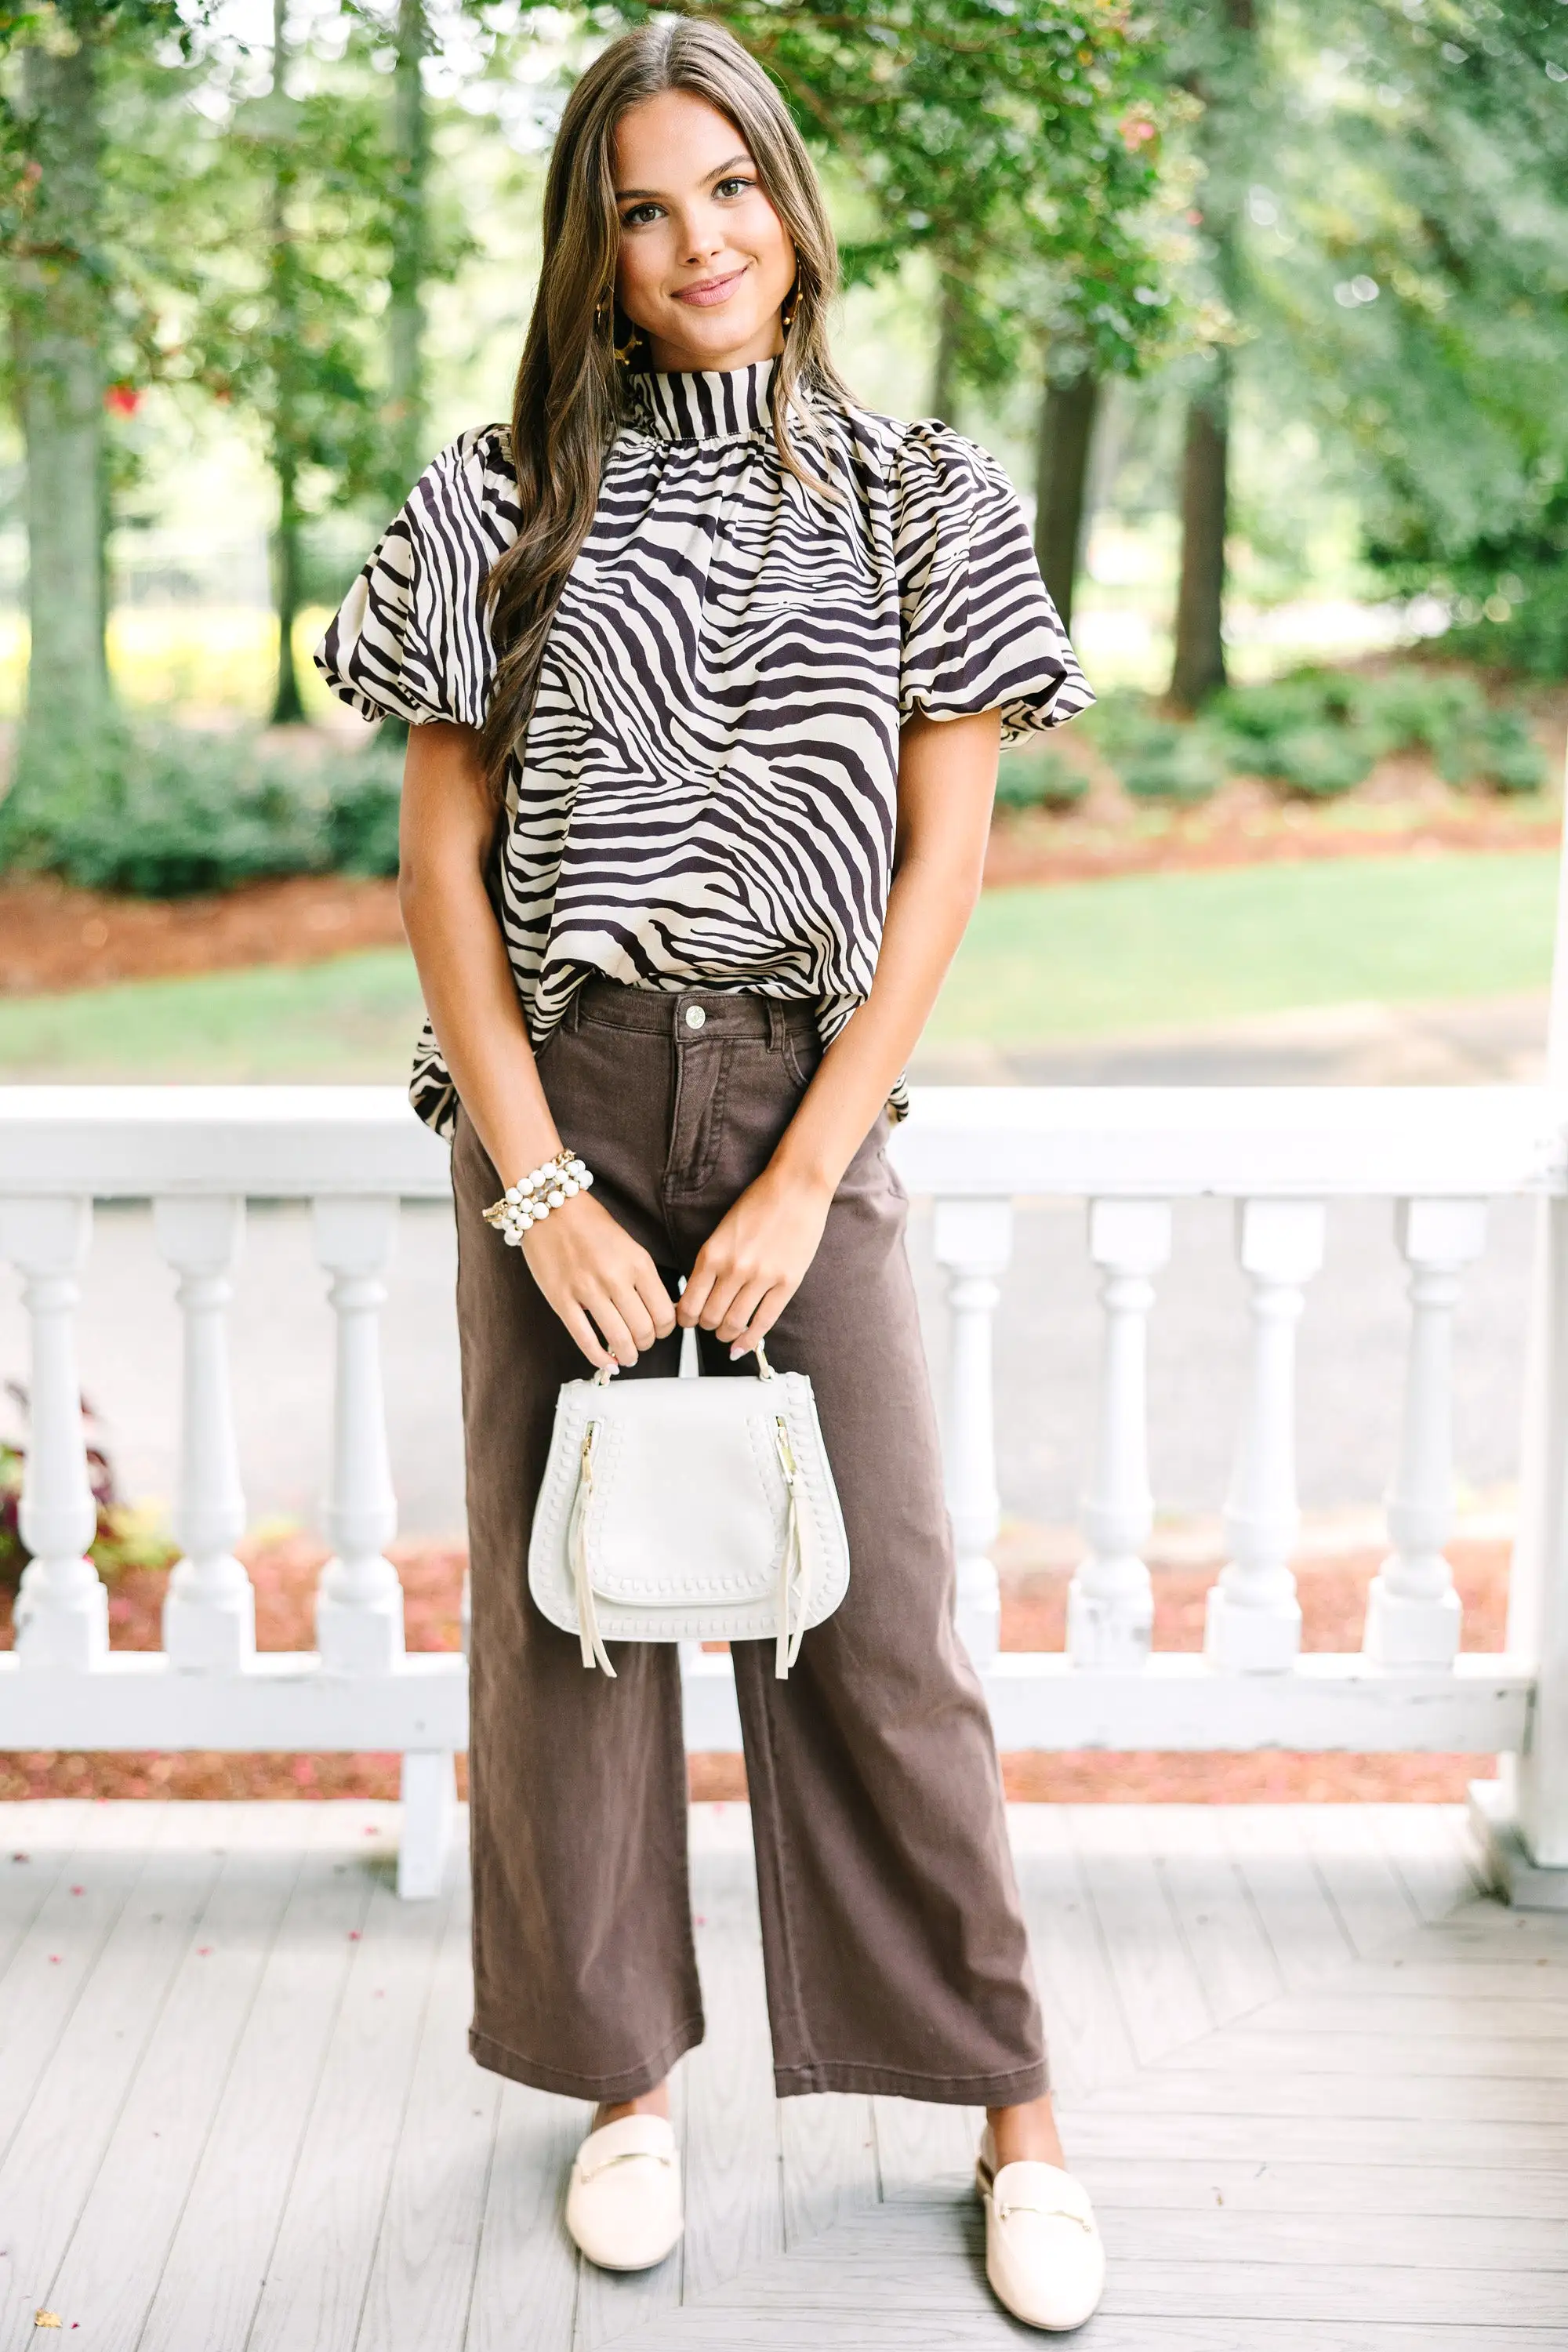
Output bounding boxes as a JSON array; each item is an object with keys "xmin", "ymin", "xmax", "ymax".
[{"xmin": 627, "ymin": 358, "xmax": 776, "ymax": 444}]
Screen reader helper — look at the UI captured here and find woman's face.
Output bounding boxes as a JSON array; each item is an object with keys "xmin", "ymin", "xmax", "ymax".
[{"xmin": 612, "ymin": 90, "xmax": 797, "ymax": 375}]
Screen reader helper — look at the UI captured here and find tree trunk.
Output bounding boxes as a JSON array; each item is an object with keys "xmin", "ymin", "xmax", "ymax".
[
  {"xmin": 928, "ymin": 270, "xmax": 964, "ymax": 425},
  {"xmin": 1033, "ymin": 368, "xmax": 1099, "ymax": 632},
  {"xmin": 1166, "ymin": 0, "xmax": 1256, "ymax": 712},
  {"xmin": 387, "ymin": 0, "xmax": 429, "ymax": 497},
  {"xmin": 269, "ymin": 0, "xmax": 305, "ymax": 726},
  {"xmin": 14, "ymin": 37, "xmax": 108, "ymax": 754},
  {"xmin": 1168, "ymin": 360, "xmax": 1231, "ymax": 712}
]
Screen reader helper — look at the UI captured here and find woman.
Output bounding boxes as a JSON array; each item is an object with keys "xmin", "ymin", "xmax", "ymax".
[{"xmin": 318, "ymin": 17, "xmax": 1101, "ymax": 2332}]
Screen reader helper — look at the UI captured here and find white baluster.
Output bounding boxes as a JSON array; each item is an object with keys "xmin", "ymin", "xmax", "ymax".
[
  {"xmin": 932, "ymin": 1197, "xmax": 1013, "ymax": 1667},
  {"xmin": 1364, "ymin": 1197, "xmax": 1488, "ymax": 1670},
  {"xmin": 2, "ymin": 1196, "xmax": 107, "ymax": 1668},
  {"xmin": 313, "ymin": 1196, "xmax": 405, "ymax": 1673},
  {"xmin": 154, "ymin": 1196, "xmax": 255, "ymax": 1672},
  {"xmin": 1205, "ymin": 1198, "xmax": 1326, "ymax": 1673},
  {"xmin": 1069, "ymin": 1198, "xmax": 1171, "ymax": 1670},
  {"xmin": 397, "ymin": 1751, "xmax": 456, "ymax": 1900}
]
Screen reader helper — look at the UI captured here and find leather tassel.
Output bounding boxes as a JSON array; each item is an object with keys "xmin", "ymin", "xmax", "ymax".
[{"xmin": 568, "ymin": 1425, "xmax": 615, "ymax": 1675}]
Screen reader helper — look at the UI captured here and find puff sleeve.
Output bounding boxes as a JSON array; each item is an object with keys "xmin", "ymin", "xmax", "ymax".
[
  {"xmin": 895, "ymin": 424, "xmax": 1094, "ymax": 741},
  {"xmin": 314, "ymin": 427, "xmax": 507, "ymax": 728}
]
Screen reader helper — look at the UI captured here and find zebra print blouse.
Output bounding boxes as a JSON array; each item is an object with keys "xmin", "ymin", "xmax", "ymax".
[{"xmin": 316, "ymin": 358, "xmax": 1091, "ymax": 1139}]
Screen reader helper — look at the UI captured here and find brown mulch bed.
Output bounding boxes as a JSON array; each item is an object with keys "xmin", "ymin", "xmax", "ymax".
[
  {"xmin": 3, "ymin": 716, "xmax": 1565, "ymax": 1002},
  {"xmin": 0, "ymin": 1534, "xmax": 1508, "ymax": 1806},
  {"xmin": 982, "ymin": 755, "xmax": 1564, "ymax": 894},
  {"xmin": 0, "ymin": 871, "xmax": 407, "ymax": 997}
]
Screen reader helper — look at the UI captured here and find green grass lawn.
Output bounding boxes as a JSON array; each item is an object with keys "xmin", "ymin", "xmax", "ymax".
[{"xmin": 0, "ymin": 850, "xmax": 1556, "ymax": 1081}]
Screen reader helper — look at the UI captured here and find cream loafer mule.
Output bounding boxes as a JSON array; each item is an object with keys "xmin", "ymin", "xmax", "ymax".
[
  {"xmin": 976, "ymin": 2129, "xmax": 1105, "ymax": 2332},
  {"xmin": 564, "ymin": 2114, "xmax": 684, "ymax": 2272}
]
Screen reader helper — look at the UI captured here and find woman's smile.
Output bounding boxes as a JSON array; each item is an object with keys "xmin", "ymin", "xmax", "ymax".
[{"xmin": 673, "ymin": 266, "xmax": 748, "ymax": 307}]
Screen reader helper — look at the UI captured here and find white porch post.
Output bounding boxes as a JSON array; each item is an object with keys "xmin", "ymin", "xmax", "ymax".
[
  {"xmin": 1069, "ymin": 1198, "xmax": 1171, "ymax": 1670},
  {"xmin": 1364, "ymin": 1197, "xmax": 1487, "ymax": 1670},
  {"xmin": 1205, "ymin": 1198, "xmax": 1326, "ymax": 1673},
  {"xmin": 2, "ymin": 1196, "xmax": 107, "ymax": 1668},
  {"xmin": 932, "ymin": 1196, "xmax": 1012, "ymax": 1668},
  {"xmin": 155, "ymin": 1195, "xmax": 255, "ymax": 1671},
  {"xmin": 312, "ymin": 1196, "xmax": 405, "ymax": 1673},
  {"xmin": 1472, "ymin": 753, "xmax": 1568, "ymax": 1902}
]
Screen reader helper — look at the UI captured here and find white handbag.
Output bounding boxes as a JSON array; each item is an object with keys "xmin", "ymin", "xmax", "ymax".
[{"xmin": 528, "ymin": 1339, "xmax": 850, "ymax": 1679}]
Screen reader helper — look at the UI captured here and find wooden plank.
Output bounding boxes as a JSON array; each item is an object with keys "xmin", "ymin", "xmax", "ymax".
[
  {"xmin": 1295, "ymin": 1806, "xmax": 1423, "ymax": 1959},
  {"xmin": 778, "ymin": 2096, "xmax": 877, "ymax": 2250},
  {"xmin": 1080, "ymin": 2067, "xmax": 1568, "ymax": 2122},
  {"xmin": 1370, "ymin": 1803, "xmax": 1485, "ymax": 1925},
  {"xmin": 245, "ymin": 1857, "xmax": 452, "ymax": 2352},
  {"xmin": 1239, "ymin": 1991, "xmax": 1568, "ymax": 2038},
  {"xmin": 1104, "ymin": 2205, "xmax": 1568, "ymax": 2270},
  {"xmin": 136, "ymin": 1807, "xmax": 383, "ymax": 2352},
  {"xmin": 1055, "ymin": 2108, "xmax": 1568, "ymax": 2165},
  {"xmin": 871, "ymin": 2098, "xmax": 978, "ymax": 2198},
  {"xmin": 1069, "ymin": 2155, "xmax": 1568, "ymax": 2220},
  {"xmin": 552, "ymin": 2193, "xmax": 1568, "ymax": 2347},
  {"xmin": 1095, "ymin": 2259, "xmax": 1568, "ymax": 2327},
  {"xmin": 1174, "ymin": 2027, "xmax": 1568, "ymax": 2080},
  {"xmin": 678, "ymin": 1842, "xmax": 782, "ymax": 2301},
  {"xmin": 1007, "ymin": 1806, "xmax": 1140, "ymax": 2100},
  {"xmin": 1407, "ymin": 1903, "xmax": 1568, "ymax": 1955},
  {"xmin": 1219, "ymin": 1806, "xmax": 1356, "ymax": 1991},
  {"xmin": 0, "ymin": 1800, "xmax": 170, "ymax": 2166},
  {"xmin": 0, "ymin": 1805, "xmax": 85, "ymax": 1985},
  {"xmin": 38, "ymin": 1809, "xmax": 307, "ymax": 2351},
  {"xmin": 468, "ymin": 2082, "xmax": 583, "ymax": 2352},
  {"xmin": 1334, "ymin": 1959, "xmax": 1568, "ymax": 1998},
  {"xmin": 355, "ymin": 1857, "xmax": 499, "ymax": 2352},
  {"xmin": 1141, "ymin": 1806, "xmax": 1283, "ymax": 2028},
  {"xmin": 0, "ymin": 1809, "xmax": 225, "ymax": 2347},
  {"xmin": 1066, "ymin": 1806, "xmax": 1209, "ymax": 2066}
]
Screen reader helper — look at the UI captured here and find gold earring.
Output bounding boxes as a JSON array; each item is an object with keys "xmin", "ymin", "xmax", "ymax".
[
  {"xmin": 780, "ymin": 281, "xmax": 800, "ymax": 333},
  {"xmin": 614, "ymin": 322, "xmax": 640, "ymax": 367}
]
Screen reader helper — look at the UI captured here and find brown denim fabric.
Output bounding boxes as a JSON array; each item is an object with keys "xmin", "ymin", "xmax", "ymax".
[{"xmin": 454, "ymin": 977, "xmax": 1047, "ymax": 2105}]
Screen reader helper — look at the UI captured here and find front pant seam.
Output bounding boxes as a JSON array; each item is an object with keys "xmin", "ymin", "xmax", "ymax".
[{"xmin": 735, "ymin": 1646, "xmax": 815, "ymax": 2081}]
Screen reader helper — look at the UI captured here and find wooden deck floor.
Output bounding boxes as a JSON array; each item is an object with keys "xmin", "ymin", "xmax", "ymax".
[{"xmin": 0, "ymin": 1799, "xmax": 1563, "ymax": 2351}]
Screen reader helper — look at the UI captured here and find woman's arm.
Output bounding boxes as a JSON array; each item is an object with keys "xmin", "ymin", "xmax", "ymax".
[
  {"xmin": 678, "ymin": 707, "xmax": 1001, "ymax": 1350},
  {"xmin": 400, "ymin": 722, "xmax": 676, "ymax": 1370}
]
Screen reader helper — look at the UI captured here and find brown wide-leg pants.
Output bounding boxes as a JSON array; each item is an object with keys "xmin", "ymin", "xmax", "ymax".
[{"xmin": 454, "ymin": 977, "xmax": 1046, "ymax": 2105}]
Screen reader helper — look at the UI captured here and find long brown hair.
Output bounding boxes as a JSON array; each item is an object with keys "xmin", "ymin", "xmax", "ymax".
[{"xmin": 478, "ymin": 16, "xmax": 852, "ymax": 797}]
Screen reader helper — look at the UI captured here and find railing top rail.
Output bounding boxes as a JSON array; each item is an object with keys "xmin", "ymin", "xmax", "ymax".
[{"xmin": 0, "ymin": 1080, "xmax": 1563, "ymax": 1200}]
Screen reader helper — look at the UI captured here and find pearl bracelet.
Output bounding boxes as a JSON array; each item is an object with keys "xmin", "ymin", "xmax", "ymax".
[{"xmin": 482, "ymin": 1148, "xmax": 595, "ymax": 1247}]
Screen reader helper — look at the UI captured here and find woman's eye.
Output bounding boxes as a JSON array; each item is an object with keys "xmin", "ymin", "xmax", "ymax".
[
  {"xmin": 621, "ymin": 202, "xmax": 663, "ymax": 228},
  {"xmin": 715, "ymin": 176, "xmax": 753, "ymax": 200}
]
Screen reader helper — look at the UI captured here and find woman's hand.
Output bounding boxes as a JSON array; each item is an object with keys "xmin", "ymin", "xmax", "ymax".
[
  {"xmin": 522, "ymin": 1192, "xmax": 677, "ymax": 1371},
  {"xmin": 679, "ymin": 1164, "xmax": 834, "ymax": 1354}
]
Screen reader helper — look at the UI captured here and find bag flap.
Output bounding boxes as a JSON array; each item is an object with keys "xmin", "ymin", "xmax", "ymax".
[{"xmin": 581, "ymin": 1383, "xmax": 788, "ymax": 1605}]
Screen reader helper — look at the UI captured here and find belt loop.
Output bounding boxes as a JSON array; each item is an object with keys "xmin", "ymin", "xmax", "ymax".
[
  {"xmin": 565, "ymin": 983, "xmax": 584, "ymax": 1034},
  {"xmin": 766, "ymin": 999, "xmax": 786, "ymax": 1051}
]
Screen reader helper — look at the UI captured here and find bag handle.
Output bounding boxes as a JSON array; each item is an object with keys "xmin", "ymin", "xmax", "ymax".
[{"xmin": 593, "ymin": 1335, "xmax": 774, "ymax": 1388}]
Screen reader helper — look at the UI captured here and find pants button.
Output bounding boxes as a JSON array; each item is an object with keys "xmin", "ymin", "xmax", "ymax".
[{"xmin": 684, "ymin": 1004, "xmax": 707, "ymax": 1029}]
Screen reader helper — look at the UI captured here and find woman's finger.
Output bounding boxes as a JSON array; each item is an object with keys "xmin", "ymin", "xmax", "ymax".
[
  {"xmin": 716, "ymin": 1275, "xmax": 773, "ymax": 1347},
  {"xmin": 728, "ymin": 1281, "xmax": 791, "ymax": 1356},
  {"xmin": 695, "ymin": 1267, "xmax": 747, "ymax": 1332},
  {"xmin": 614, "ymin": 1286, "xmax": 659, "ymax": 1355},
  {"xmin": 634, "ymin": 1265, "xmax": 679, "ymax": 1338},
  {"xmin": 677, "ymin": 1259, "xmax": 717, "ymax": 1327},
  {"xmin": 583, "ymin": 1289, "xmax": 642, "ymax": 1368},
  {"xmin": 561, "ymin": 1300, "xmax": 618, "ymax": 1371}
]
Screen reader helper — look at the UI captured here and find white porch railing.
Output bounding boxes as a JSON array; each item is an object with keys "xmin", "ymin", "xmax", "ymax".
[{"xmin": 2, "ymin": 1080, "xmax": 1566, "ymax": 1904}]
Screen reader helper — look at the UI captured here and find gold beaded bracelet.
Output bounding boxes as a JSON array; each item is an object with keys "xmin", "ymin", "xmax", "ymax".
[{"xmin": 482, "ymin": 1148, "xmax": 595, "ymax": 1247}]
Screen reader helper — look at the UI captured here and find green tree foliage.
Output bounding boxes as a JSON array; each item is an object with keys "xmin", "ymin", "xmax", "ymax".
[
  {"xmin": 1232, "ymin": 0, "xmax": 1568, "ymax": 676},
  {"xmin": 551, "ymin": 0, "xmax": 1179, "ymax": 627},
  {"xmin": 1, "ymin": 1, "xmax": 205, "ymax": 759}
]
